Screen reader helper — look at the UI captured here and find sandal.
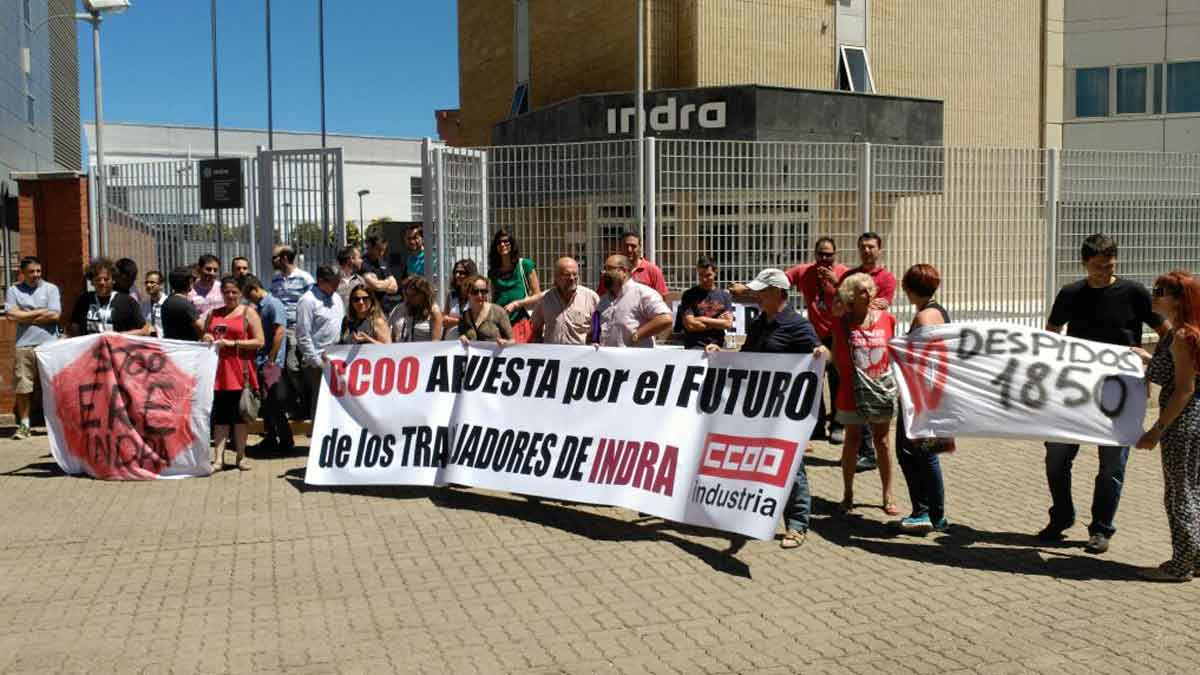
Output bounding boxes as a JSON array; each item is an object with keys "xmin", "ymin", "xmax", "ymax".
[
  {"xmin": 780, "ymin": 530, "xmax": 806, "ymax": 549},
  {"xmin": 883, "ymin": 501, "xmax": 901, "ymax": 516},
  {"xmin": 236, "ymin": 459, "xmax": 252, "ymax": 471},
  {"xmin": 837, "ymin": 497, "xmax": 855, "ymax": 514}
]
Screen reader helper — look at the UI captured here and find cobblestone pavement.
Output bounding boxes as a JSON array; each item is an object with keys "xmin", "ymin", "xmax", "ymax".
[{"xmin": 2, "ymin": 424, "xmax": 1200, "ymax": 674}]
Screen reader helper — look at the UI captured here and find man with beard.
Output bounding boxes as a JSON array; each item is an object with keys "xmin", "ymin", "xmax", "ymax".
[
  {"xmin": 531, "ymin": 257, "xmax": 598, "ymax": 345},
  {"xmin": 591, "ymin": 254, "xmax": 671, "ymax": 348}
]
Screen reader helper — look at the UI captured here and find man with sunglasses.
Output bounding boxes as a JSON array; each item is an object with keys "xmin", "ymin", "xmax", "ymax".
[
  {"xmin": 591, "ymin": 255, "xmax": 672, "ymax": 348},
  {"xmin": 1039, "ymin": 233, "xmax": 1170, "ymax": 554}
]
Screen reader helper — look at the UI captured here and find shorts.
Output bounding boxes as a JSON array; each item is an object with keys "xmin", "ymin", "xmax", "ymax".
[
  {"xmin": 836, "ymin": 408, "xmax": 894, "ymax": 427},
  {"xmin": 212, "ymin": 390, "xmax": 245, "ymax": 427},
  {"xmin": 13, "ymin": 348, "xmax": 39, "ymax": 395}
]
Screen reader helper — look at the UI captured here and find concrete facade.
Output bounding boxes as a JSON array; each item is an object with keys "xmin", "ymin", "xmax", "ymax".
[
  {"xmin": 457, "ymin": 0, "xmax": 1046, "ymax": 148},
  {"xmin": 1058, "ymin": 0, "xmax": 1200, "ymax": 152}
]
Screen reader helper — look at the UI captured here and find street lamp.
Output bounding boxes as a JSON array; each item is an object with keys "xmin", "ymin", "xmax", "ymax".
[{"xmin": 356, "ymin": 189, "xmax": 370, "ymax": 239}]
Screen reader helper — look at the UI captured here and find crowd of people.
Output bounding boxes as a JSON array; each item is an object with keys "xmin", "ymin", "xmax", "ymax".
[{"xmin": 5, "ymin": 226, "xmax": 1199, "ymax": 581}]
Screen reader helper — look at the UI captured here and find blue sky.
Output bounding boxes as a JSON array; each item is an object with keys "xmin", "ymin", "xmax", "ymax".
[{"xmin": 78, "ymin": 0, "xmax": 459, "ymax": 138}]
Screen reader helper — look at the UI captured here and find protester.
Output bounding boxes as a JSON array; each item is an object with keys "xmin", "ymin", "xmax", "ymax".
[
  {"xmin": 336, "ymin": 245, "xmax": 365, "ymax": 306},
  {"xmin": 487, "ymin": 229, "xmax": 540, "ymax": 343},
  {"xmin": 894, "ymin": 264, "xmax": 952, "ymax": 533},
  {"xmin": 1040, "ymin": 234, "xmax": 1169, "ymax": 554},
  {"xmin": 1134, "ymin": 271, "xmax": 1200, "ymax": 581},
  {"xmin": 404, "ymin": 223, "xmax": 425, "ymax": 278},
  {"xmin": 241, "ymin": 274, "xmax": 292, "ymax": 453},
  {"xmin": 531, "ymin": 256, "xmax": 598, "ymax": 345},
  {"xmin": 231, "ymin": 256, "xmax": 250, "ymax": 282},
  {"xmin": 5, "ymin": 256, "xmax": 60, "ymax": 440},
  {"xmin": 361, "ymin": 234, "xmax": 401, "ymax": 313},
  {"xmin": 114, "ymin": 257, "xmax": 141, "ymax": 303},
  {"xmin": 601, "ymin": 230, "xmax": 667, "ymax": 297},
  {"xmin": 832, "ymin": 272, "xmax": 898, "ymax": 515},
  {"xmin": 188, "ymin": 254, "xmax": 225, "ymax": 316},
  {"xmin": 676, "ymin": 255, "xmax": 733, "ymax": 350},
  {"xmin": 442, "ymin": 258, "xmax": 478, "ymax": 339},
  {"xmin": 341, "ymin": 287, "xmax": 391, "ymax": 345},
  {"xmin": 140, "ymin": 270, "xmax": 167, "ymax": 338},
  {"xmin": 295, "ymin": 265, "xmax": 345, "ymax": 420},
  {"xmin": 390, "ymin": 276, "xmax": 443, "ymax": 342},
  {"xmin": 458, "ymin": 274, "xmax": 513, "ymax": 346},
  {"xmin": 67, "ymin": 258, "xmax": 149, "ymax": 336},
  {"xmin": 591, "ymin": 254, "xmax": 672, "ymax": 348},
  {"xmin": 708, "ymin": 268, "xmax": 830, "ymax": 548},
  {"xmin": 160, "ymin": 267, "xmax": 203, "ymax": 341},
  {"xmin": 270, "ymin": 245, "xmax": 315, "ymax": 419},
  {"xmin": 201, "ymin": 276, "xmax": 264, "ymax": 472}
]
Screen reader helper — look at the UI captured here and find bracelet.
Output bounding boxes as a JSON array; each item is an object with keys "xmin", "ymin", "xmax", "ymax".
[{"xmin": 1154, "ymin": 421, "xmax": 1165, "ymax": 433}]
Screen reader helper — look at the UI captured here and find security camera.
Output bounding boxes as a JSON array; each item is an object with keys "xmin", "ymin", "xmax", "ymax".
[{"xmin": 82, "ymin": 0, "xmax": 132, "ymax": 14}]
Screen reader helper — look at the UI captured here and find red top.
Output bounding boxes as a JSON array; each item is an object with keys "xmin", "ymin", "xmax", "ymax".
[
  {"xmin": 832, "ymin": 310, "xmax": 896, "ymax": 412},
  {"xmin": 840, "ymin": 265, "xmax": 897, "ymax": 305},
  {"xmin": 208, "ymin": 308, "xmax": 259, "ymax": 392},
  {"xmin": 786, "ymin": 262, "xmax": 849, "ymax": 338},
  {"xmin": 598, "ymin": 258, "xmax": 668, "ymax": 297}
]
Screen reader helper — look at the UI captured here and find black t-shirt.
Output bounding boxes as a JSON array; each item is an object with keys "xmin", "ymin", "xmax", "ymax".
[
  {"xmin": 361, "ymin": 255, "xmax": 401, "ymax": 314},
  {"xmin": 160, "ymin": 294, "xmax": 200, "ymax": 341},
  {"xmin": 70, "ymin": 291, "xmax": 145, "ymax": 335},
  {"xmin": 740, "ymin": 307, "xmax": 819, "ymax": 354},
  {"xmin": 675, "ymin": 285, "xmax": 734, "ymax": 349},
  {"xmin": 1048, "ymin": 277, "xmax": 1163, "ymax": 346}
]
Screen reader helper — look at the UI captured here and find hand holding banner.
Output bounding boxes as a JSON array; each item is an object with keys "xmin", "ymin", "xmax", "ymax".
[{"xmin": 890, "ymin": 322, "xmax": 1146, "ymax": 447}]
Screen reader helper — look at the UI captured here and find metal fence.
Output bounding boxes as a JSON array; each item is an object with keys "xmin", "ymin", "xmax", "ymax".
[{"xmin": 424, "ymin": 139, "xmax": 1200, "ymax": 332}]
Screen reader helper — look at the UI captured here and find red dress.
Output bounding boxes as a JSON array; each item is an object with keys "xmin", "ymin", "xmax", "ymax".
[
  {"xmin": 833, "ymin": 311, "xmax": 896, "ymax": 412},
  {"xmin": 208, "ymin": 309, "xmax": 259, "ymax": 392}
]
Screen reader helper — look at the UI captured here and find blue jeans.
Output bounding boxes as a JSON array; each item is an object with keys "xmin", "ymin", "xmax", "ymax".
[
  {"xmin": 784, "ymin": 455, "xmax": 811, "ymax": 532},
  {"xmin": 1044, "ymin": 442, "xmax": 1130, "ymax": 538},
  {"xmin": 896, "ymin": 418, "xmax": 945, "ymax": 523}
]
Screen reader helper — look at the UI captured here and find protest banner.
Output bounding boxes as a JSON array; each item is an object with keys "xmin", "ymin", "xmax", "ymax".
[
  {"xmin": 36, "ymin": 333, "xmax": 218, "ymax": 480},
  {"xmin": 890, "ymin": 322, "xmax": 1146, "ymax": 447},
  {"xmin": 305, "ymin": 342, "xmax": 825, "ymax": 540}
]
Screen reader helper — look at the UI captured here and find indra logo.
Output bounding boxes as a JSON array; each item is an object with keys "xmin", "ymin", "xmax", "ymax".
[
  {"xmin": 698, "ymin": 433, "xmax": 797, "ymax": 488},
  {"xmin": 606, "ymin": 97, "xmax": 727, "ymax": 135}
]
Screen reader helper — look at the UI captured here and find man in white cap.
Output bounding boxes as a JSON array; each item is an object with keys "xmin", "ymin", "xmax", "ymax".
[
  {"xmin": 709, "ymin": 268, "xmax": 829, "ymax": 549},
  {"xmin": 591, "ymin": 254, "xmax": 672, "ymax": 347}
]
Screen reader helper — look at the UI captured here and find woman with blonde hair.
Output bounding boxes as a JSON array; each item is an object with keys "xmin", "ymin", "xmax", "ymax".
[{"xmin": 833, "ymin": 272, "xmax": 899, "ymax": 515}]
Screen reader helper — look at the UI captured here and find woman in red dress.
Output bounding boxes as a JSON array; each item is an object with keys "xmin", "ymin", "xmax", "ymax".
[{"xmin": 202, "ymin": 276, "xmax": 264, "ymax": 472}]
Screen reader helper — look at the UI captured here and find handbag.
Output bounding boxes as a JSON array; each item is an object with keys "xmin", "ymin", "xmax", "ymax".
[
  {"xmin": 236, "ymin": 313, "xmax": 261, "ymax": 423},
  {"xmin": 912, "ymin": 437, "xmax": 957, "ymax": 454},
  {"xmin": 843, "ymin": 316, "xmax": 898, "ymax": 420}
]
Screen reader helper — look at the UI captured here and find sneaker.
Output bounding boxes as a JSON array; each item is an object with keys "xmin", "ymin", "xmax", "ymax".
[
  {"xmin": 12, "ymin": 424, "xmax": 30, "ymax": 441},
  {"xmin": 1139, "ymin": 565, "xmax": 1192, "ymax": 583},
  {"xmin": 898, "ymin": 514, "xmax": 933, "ymax": 533},
  {"xmin": 931, "ymin": 517, "xmax": 950, "ymax": 532},
  {"xmin": 1084, "ymin": 533, "xmax": 1110, "ymax": 554},
  {"xmin": 855, "ymin": 455, "xmax": 877, "ymax": 472},
  {"xmin": 829, "ymin": 427, "xmax": 844, "ymax": 445},
  {"xmin": 1036, "ymin": 522, "xmax": 1071, "ymax": 541}
]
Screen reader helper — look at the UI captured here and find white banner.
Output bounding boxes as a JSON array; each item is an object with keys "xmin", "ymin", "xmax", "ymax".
[
  {"xmin": 306, "ymin": 342, "xmax": 825, "ymax": 540},
  {"xmin": 889, "ymin": 322, "xmax": 1146, "ymax": 447},
  {"xmin": 36, "ymin": 333, "xmax": 218, "ymax": 479}
]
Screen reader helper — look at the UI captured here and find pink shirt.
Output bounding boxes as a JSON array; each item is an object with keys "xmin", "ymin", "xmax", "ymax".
[
  {"xmin": 594, "ymin": 281, "xmax": 670, "ymax": 348},
  {"xmin": 187, "ymin": 280, "xmax": 225, "ymax": 317}
]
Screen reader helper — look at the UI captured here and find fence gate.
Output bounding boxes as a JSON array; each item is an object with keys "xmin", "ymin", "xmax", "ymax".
[
  {"xmin": 255, "ymin": 147, "xmax": 345, "ymax": 276},
  {"xmin": 425, "ymin": 143, "xmax": 488, "ymax": 300}
]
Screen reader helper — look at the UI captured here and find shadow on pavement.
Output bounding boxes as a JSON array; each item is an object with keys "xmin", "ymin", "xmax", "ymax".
[
  {"xmin": 0, "ymin": 461, "xmax": 65, "ymax": 478},
  {"xmin": 247, "ymin": 443, "xmax": 311, "ymax": 460},
  {"xmin": 807, "ymin": 496, "xmax": 1142, "ymax": 581},
  {"xmin": 280, "ymin": 466, "xmax": 439, "ymax": 500}
]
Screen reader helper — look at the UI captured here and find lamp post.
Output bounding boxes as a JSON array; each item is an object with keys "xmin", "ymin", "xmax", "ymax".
[{"xmin": 356, "ymin": 189, "xmax": 369, "ymax": 241}]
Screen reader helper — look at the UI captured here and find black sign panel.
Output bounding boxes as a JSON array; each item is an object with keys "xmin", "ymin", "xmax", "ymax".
[{"xmin": 198, "ymin": 158, "xmax": 244, "ymax": 210}]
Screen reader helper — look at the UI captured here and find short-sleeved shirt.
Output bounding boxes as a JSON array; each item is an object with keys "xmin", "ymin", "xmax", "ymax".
[
  {"xmin": 675, "ymin": 285, "xmax": 734, "ymax": 349},
  {"xmin": 833, "ymin": 311, "xmax": 897, "ymax": 412},
  {"xmin": 160, "ymin": 294, "xmax": 199, "ymax": 341},
  {"xmin": 597, "ymin": 258, "xmax": 669, "ymax": 298},
  {"xmin": 5, "ymin": 281, "xmax": 61, "ymax": 347},
  {"xmin": 840, "ymin": 265, "xmax": 897, "ymax": 305},
  {"xmin": 786, "ymin": 262, "xmax": 849, "ymax": 338},
  {"xmin": 461, "ymin": 303, "xmax": 513, "ymax": 342},
  {"xmin": 361, "ymin": 255, "xmax": 400, "ymax": 314},
  {"xmin": 70, "ymin": 292, "xmax": 145, "ymax": 335},
  {"xmin": 270, "ymin": 267, "xmax": 316, "ymax": 328},
  {"xmin": 490, "ymin": 258, "xmax": 537, "ymax": 324},
  {"xmin": 593, "ymin": 281, "xmax": 671, "ymax": 348},
  {"xmin": 406, "ymin": 250, "xmax": 425, "ymax": 277},
  {"xmin": 533, "ymin": 286, "xmax": 599, "ymax": 345},
  {"xmin": 740, "ymin": 307, "xmax": 819, "ymax": 355},
  {"xmin": 1048, "ymin": 277, "xmax": 1163, "ymax": 347},
  {"xmin": 187, "ymin": 280, "xmax": 225, "ymax": 317},
  {"xmin": 255, "ymin": 294, "xmax": 288, "ymax": 367}
]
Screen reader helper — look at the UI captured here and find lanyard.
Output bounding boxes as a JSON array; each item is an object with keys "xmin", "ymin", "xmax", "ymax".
[{"xmin": 95, "ymin": 295, "xmax": 113, "ymax": 332}]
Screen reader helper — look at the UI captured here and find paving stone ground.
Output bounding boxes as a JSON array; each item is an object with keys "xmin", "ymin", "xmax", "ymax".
[{"xmin": 2, "ymin": 418, "xmax": 1199, "ymax": 674}]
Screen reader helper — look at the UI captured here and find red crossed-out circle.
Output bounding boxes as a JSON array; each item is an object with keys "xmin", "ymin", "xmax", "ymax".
[{"xmin": 893, "ymin": 337, "xmax": 949, "ymax": 416}]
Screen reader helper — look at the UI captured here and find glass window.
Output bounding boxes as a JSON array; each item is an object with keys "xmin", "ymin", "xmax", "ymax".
[
  {"xmin": 1116, "ymin": 66, "xmax": 1147, "ymax": 114},
  {"xmin": 23, "ymin": 0, "xmax": 32, "ymax": 25},
  {"xmin": 1154, "ymin": 63, "xmax": 1163, "ymax": 114},
  {"xmin": 509, "ymin": 82, "xmax": 529, "ymax": 118},
  {"xmin": 1075, "ymin": 68, "xmax": 1109, "ymax": 117},
  {"xmin": 838, "ymin": 46, "xmax": 875, "ymax": 93},
  {"xmin": 1167, "ymin": 61, "xmax": 1200, "ymax": 114},
  {"xmin": 26, "ymin": 95, "xmax": 34, "ymax": 127},
  {"xmin": 409, "ymin": 176, "xmax": 423, "ymax": 221}
]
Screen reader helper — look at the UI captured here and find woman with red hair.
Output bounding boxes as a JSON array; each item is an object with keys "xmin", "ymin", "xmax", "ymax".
[{"xmin": 1133, "ymin": 270, "xmax": 1200, "ymax": 582}]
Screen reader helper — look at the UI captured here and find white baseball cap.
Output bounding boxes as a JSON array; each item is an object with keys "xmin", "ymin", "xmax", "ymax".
[{"xmin": 745, "ymin": 268, "xmax": 790, "ymax": 291}]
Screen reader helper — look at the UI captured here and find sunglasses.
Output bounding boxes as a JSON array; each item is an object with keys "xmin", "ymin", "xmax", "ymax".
[
  {"xmin": 497, "ymin": 239, "xmax": 512, "ymax": 246},
  {"xmin": 470, "ymin": 288, "xmax": 489, "ymax": 296},
  {"xmin": 1152, "ymin": 286, "xmax": 1170, "ymax": 297},
  {"xmin": 453, "ymin": 270, "xmax": 467, "ymax": 276},
  {"xmin": 351, "ymin": 296, "xmax": 371, "ymax": 304}
]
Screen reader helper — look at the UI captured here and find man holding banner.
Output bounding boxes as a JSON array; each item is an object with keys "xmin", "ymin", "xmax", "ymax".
[{"xmin": 1040, "ymin": 234, "xmax": 1169, "ymax": 554}]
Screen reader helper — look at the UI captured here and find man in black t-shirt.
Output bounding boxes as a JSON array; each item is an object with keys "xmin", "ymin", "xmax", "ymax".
[
  {"xmin": 676, "ymin": 256, "xmax": 734, "ymax": 349},
  {"xmin": 360, "ymin": 233, "xmax": 401, "ymax": 313},
  {"xmin": 68, "ymin": 258, "xmax": 149, "ymax": 336},
  {"xmin": 1038, "ymin": 234, "xmax": 1170, "ymax": 555},
  {"xmin": 160, "ymin": 266, "xmax": 203, "ymax": 341}
]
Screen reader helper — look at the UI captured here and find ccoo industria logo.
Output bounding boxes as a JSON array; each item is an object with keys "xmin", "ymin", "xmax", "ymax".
[
  {"xmin": 697, "ymin": 433, "xmax": 797, "ymax": 487},
  {"xmin": 606, "ymin": 97, "xmax": 727, "ymax": 135}
]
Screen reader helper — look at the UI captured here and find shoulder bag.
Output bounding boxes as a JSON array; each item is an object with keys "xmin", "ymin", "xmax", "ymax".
[
  {"xmin": 842, "ymin": 315, "xmax": 898, "ymax": 420},
  {"xmin": 237, "ymin": 311, "xmax": 262, "ymax": 423}
]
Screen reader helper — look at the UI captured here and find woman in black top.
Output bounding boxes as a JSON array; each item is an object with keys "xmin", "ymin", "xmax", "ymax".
[
  {"xmin": 340, "ymin": 287, "xmax": 390, "ymax": 345},
  {"xmin": 895, "ymin": 264, "xmax": 952, "ymax": 533},
  {"xmin": 68, "ymin": 258, "xmax": 149, "ymax": 337}
]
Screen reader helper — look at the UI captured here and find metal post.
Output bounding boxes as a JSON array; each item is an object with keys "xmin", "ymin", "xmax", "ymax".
[
  {"xmin": 257, "ymin": 148, "xmax": 274, "ymax": 277},
  {"xmin": 1044, "ymin": 147, "xmax": 1060, "ymax": 318},
  {"xmin": 857, "ymin": 142, "xmax": 872, "ymax": 233},
  {"xmin": 247, "ymin": 152, "xmax": 259, "ymax": 275},
  {"xmin": 644, "ymin": 136, "xmax": 657, "ymax": 264},
  {"xmin": 357, "ymin": 193, "xmax": 365, "ymax": 237},
  {"xmin": 318, "ymin": 0, "xmax": 327, "ymax": 149},
  {"xmin": 211, "ymin": 0, "xmax": 223, "ymax": 263},
  {"xmin": 634, "ymin": 0, "xmax": 645, "ymax": 235},
  {"xmin": 266, "ymin": 0, "xmax": 274, "ymax": 150},
  {"xmin": 434, "ymin": 148, "xmax": 450, "ymax": 300},
  {"xmin": 91, "ymin": 12, "xmax": 107, "ymax": 255}
]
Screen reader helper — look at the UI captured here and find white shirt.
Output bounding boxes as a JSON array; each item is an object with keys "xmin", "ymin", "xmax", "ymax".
[
  {"xmin": 295, "ymin": 285, "xmax": 345, "ymax": 367},
  {"xmin": 141, "ymin": 294, "xmax": 167, "ymax": 337},
  {"xmin": 595, "ymin": 281, "xmax": 670, "ymax": 348}
]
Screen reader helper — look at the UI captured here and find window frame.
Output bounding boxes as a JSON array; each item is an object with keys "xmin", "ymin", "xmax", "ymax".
[
  {"xmin": 1114, "ymin": 65, "xmax": 1149, "ymax": 115},
  {"xmin": 23, "ymin": 0, "xmax": 32, "ymax": 27},
  {"xmin": 1166, "ymin": 60, "xmax": 1200, "ymax": 115},
  {"xmin": 25, "ymin": 93, "xmax": 35, "ymax": 129},
  {"xmin": 1074, "ymin": 67, "xmax": 1110, "ymax": 118},
  {"xmin": 837, "ymin": 45, "xmax": 875, "ymax": 94}
]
